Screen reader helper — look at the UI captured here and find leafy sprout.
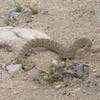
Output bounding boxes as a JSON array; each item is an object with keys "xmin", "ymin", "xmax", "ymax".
[
  {"xmin": 15, "ymin": 3, "xmax": 23, "ymax": 12},
  {"xmin": 4, "ymin": 18, "xmax": 13, "ymax": 26},
  {"xmin": 42, "ymin": 74, "xmax": 50, "ymax": 81},
  {"xmin": 63, "ymin": 78, "xmax": 71, "ymax": 87}
]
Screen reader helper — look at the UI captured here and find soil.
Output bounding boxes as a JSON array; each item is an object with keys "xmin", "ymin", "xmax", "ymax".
[{"xmin": 0, "ymin": 0, "xmax": 100, "ymax": 100}]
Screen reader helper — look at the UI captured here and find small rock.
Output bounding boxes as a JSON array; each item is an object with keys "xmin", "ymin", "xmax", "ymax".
[
  {"xmin": 55, "ymin": 84, "xmax": 62, "ymax": 89},
  {"xmin": 71, "ymin": 87, "xmax": 81, "ymax": 93},
  {"xmin": 6, "ymin": 64, "xmax": 22, "ymax": 74},
  {"xmin": 54, "ymin": 82, "xmax": 64, "ymax": 89},
  {"xmin": 62, "ymin": 91, "xmax": 67, "ymax": 95},
  {"xmin": 8, "ymin": 10, "xmax": 20, "ymax": 20},
  {"xmin": 52, "ymin": 60, "xmax": 58, "ymax": 64},
  {"xmin": 92, "ymin": 69, "xmax": 97, "ymax": 72}
]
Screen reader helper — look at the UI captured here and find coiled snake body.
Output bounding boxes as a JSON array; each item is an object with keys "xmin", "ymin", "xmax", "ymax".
[{"xmin": 16, "ymin": 38, "xmax": 92, "ymax": 71}]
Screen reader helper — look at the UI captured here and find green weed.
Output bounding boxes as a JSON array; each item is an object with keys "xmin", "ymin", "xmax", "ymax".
[
  {"xmin": 4, "ymin": 18, "xmax": 13, "ymax": 26},
  {"xmin": 15, "ymin": 3, "xmax": 23, "ymax": 12}
]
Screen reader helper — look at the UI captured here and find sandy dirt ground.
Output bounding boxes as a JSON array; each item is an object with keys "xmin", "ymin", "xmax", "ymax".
[{"xmin": 0, "ymin": 0, "xmax": 100, "ymax": 100}]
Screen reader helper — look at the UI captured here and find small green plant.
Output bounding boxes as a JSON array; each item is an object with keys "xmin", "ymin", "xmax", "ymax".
[
  {"xmin": 50, "ymin": 64, "xmax": 59, "ymax": 70},
  {"xmin": 65, "ymin": 58, "xmax": 72, "ymax": 67},
  {"xmin": 42, "ymin": 74, "xmax": 50, "ymax": 81},
  {"xmin": 63, "ymin": 79, "xmax": 70, "ymax": 87},
  {"xmin": 50, "ymin": 64, "xmax": 62, "ymax": 70},
  {"xmin": 4, "ymin": 18, "xmax": 13, "ymax": 26},
  {"xmin": 15, "ymin": 3, "xmax": 23, "ymax": 12}
]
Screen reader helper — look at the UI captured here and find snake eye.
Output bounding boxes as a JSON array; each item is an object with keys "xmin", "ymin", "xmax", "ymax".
[
  {"xmin": 62, "ymin": 57, "xmax": 72, "ymax": 61},
  {"xmin": 62, "ymin": 58, "xmax": 67, "ymax": 61}
]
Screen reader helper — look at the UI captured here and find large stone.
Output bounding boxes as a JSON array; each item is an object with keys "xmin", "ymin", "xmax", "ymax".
[{"xmin": 0, "ymin": 26, "xmax": 50, "ymax": 50}]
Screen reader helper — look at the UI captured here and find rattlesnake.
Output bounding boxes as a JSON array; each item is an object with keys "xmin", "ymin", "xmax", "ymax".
[{"xmin": 16, "ymin": 38, "xmax": 92, "ymax": 71}]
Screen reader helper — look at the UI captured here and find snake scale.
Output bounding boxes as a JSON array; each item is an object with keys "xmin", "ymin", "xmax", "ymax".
[{"xmin": 16, "ymin": 38, "xmax": 92, "ymax": 71}]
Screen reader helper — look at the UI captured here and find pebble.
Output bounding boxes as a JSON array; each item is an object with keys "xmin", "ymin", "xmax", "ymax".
[
  {"xmin": 6, "ymin": 64, "xmax": 22, "ymax": 74},
  {"xmin": 8, "ymin": 10, "xmax": 20, "ymax": 20},
  {"xmin": 54, "ymin": 82, "xmax": 64, "ymax": 89}
]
